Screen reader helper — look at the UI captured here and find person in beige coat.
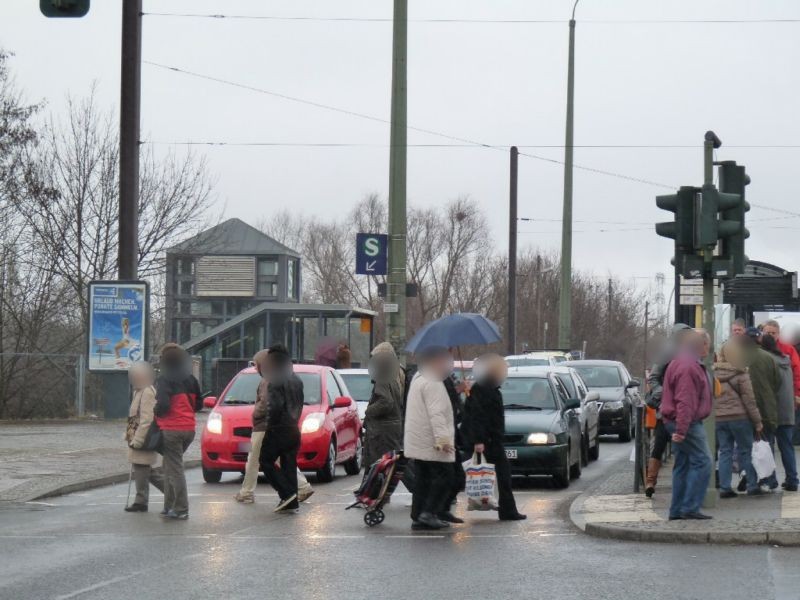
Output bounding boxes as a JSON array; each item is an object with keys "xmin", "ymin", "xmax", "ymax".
[
  {"xmin": 125, "ymin": 361, "xmax": 165, "ymax": 512},
  {"xmin": 403, "ymin": 347, "xmax": 456, "ymax": 530}
]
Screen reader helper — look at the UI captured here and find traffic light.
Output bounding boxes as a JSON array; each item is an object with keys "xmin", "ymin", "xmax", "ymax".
[
  {"xmin": 40, "ymin": 0, "xmax": 89, "ymax": 17},
  {"xmin": 695, "ymin": 184, "xmax": 742, "ymax": 248},
  {"xmin": 655, "ymin": 186, "xmax": 697, "ymax": 248},
  {"xmin": 717, "ymin": 161, "xmax": 750, "ymax": 275}
]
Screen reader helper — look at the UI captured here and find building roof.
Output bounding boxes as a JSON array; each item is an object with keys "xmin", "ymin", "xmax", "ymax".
[
  {"xmin": 168, "ymin": 218, "xmax": 300, "ymax": 257},
  {"xmin": 181, "ymin": 301, "xmax": 377, "ymax": 352}
]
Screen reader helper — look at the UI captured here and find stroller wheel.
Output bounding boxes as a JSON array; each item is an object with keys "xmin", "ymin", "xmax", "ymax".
[{"xmin": 364, "ymin": 511, "xmax": 381, "ymax": 527}]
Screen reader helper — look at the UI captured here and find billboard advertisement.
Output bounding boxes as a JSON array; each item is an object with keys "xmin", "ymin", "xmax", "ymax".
[{"xmin": 87, "ymin": 281, "xmax": 149, "ymax": 372}]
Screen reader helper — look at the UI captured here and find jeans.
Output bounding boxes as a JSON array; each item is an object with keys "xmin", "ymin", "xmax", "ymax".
[
  {"xmin": 259, "ymin": 427, "xmax": 301, "ymax": 507},
  {"xmin": 777, "ymin": 425, "xmax": 799, "ymax": 487},
  {"xmin": 716, "ymin": 419, "xmax": 757, "ymax": 493},
  {"xmin": 162, "ymin": 430, "xmax": 195, "ymax": 514},
  {"xmin": 665, "ymin": 421, "xmax": 712, "ymax": 518}
]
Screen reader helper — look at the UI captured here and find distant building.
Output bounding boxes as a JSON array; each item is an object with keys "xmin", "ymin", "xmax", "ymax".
[{"xmin": 165, "ymin": 218, "xmax": 301, "ymax": 345}]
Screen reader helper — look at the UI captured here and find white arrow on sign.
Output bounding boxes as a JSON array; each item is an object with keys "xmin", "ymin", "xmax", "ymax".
[{"xmin": 366, "ymin": 260, "xmax": 377, "ymax": 272}]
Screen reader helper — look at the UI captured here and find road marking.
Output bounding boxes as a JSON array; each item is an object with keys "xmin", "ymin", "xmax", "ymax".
[
  {"xmin": 781, "ymin": 492, "xmax": 800, "ymax": 518},
  {"xmin": 580, "ymin": 494, "xmax": 662, "ymax": 523},
  {"xmin": 538, "ymin": 533, "xmax": 576, "ymax": 537},
  {"xmin": 24, "ymin": 501, "xmax": 57, "ymax": 507},
  {"xmin": 460, "ymin": 534, "xmax": 520, "ymax": 538},
  {"xmin": 307, "ymin": 534, "xmax": 364, "ymax": 539},
  {"xmin": 55, "ymin": 552, "xmax": 204, "ymax": 600}
]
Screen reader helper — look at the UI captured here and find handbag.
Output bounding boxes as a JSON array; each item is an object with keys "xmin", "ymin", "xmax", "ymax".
[
  {"xmin": 463, "ymin": 452, "xmax": 498, "ymax": 511},
  {"xmin": 130, "ymin": 387, "xmax": 163, "ymax": 453}
]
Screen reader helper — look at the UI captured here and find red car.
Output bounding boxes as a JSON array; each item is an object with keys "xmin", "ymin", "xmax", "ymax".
[{"xmin": 201, "ymin": 364, "xmax": 362, "ymax": 483}]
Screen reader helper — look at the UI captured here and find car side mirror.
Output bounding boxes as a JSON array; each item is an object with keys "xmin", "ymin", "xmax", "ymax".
[
  {"xmin": 564, "ymin": 398, "xmax": 581, "ymax": 411},
  {"xmin": 626, "ymin": 379, "xmax": 641, "ymax": 389},
  {"xmin": 585, "ymin": 391, "xmax": 600, "ymax": 402},
  {"xmin": 333, "ymin": 396, "xmax": 351, "ymax": 409},
  {"xmin": 203, "ymin": 396, "xmax": 217, "ymax": 409}
]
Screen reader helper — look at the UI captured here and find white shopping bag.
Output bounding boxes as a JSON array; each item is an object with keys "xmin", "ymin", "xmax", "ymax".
[
  {"xmin": 463, "ymin": 453, "xmax": 498, "ymax": 511},
  {"xmin": 751, "ymin": 440, "xmax": 776, "ymax": 480}
]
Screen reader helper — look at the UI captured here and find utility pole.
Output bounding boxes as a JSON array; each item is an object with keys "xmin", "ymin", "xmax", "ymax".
[
  {"xmin": 507, "ymin": 146, "xmax": 519, "ymax": 355},
  {"xmin": 558, "ymin": 1, "xmax": 579, "ymax": 350},
  {"xmin": 535, "ymin": 254, "xmax": 542, "ymax": 347},
  {"xmin": 386, "ymin": 0, "xmax": 408, "ymax": 355},
  {"xmin": 607, "ymin": 278, "xmax": 613, "ymax": 332},
  {"xmin": 701, "ymin": 130, "xmax": 720, "ymax": 509},
  {"xmin": 119, "ymin": 0, "xmax": 142, "ymax": 280}
]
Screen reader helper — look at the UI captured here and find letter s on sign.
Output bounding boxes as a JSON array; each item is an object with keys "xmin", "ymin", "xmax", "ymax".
[{"xmin": 364, "ymin": 237, "xmax": 380, "ymax": 257}]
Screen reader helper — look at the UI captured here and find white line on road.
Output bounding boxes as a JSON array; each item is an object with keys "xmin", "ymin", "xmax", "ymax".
[
  {"xmin": 538, "ymin": 533, "xmax": 577, "ymax": 537},
  {"xmin": 384, "ymin": 535, "xmax": 446, "ymax": 539}
]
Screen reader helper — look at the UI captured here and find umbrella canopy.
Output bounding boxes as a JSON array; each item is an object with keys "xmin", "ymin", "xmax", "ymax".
[{"xmin": 405, "ymin": 313, "xmax": 502, "ymax": 354}]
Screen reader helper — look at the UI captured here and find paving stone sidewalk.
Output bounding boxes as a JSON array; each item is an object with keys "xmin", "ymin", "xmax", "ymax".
[
  {"xmin": 0, "ymin": 417, "xmax": 204, "ymax": 503},
  {"xmin": 570, "ymin": 447, "xmax": 800, "ymax": 546}
]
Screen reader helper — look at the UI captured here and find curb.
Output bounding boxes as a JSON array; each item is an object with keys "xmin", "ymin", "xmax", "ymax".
[
  {"xmin": 583, "ymin": 521, "xmax": 800, "ymax": 547},
  {"xmin": 31, "ymin": 460, "xmax": 201, "ymax": 501}
]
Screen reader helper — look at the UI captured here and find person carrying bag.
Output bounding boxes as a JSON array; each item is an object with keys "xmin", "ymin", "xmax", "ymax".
[{"xmin": 125, "ymin": 361, "xmax": 165, "ymax": 513}]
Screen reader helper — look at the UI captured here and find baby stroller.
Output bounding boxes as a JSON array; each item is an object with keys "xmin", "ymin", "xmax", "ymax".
[{"xmin": 347, "ymin": 450, "xmax": 409, "ymax": 526}]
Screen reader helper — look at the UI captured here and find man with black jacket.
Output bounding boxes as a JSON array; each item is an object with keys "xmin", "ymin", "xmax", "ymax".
[
  {"xmin": 154, "ymin": 343, "xmax": 202, "ymax": 520},
  {"xmin": 442, "ymin": 374, "xmax": 467, "ymax": 524},
  {"xmin": 259, "ymin": 344, "xmax": 304, "ymax": 513}
]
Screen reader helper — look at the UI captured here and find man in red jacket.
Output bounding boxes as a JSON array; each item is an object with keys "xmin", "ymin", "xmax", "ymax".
[
  {"xmin": 660, "ymin": 330, "xmax": 713, "ymax": 520},
  {"xmin": 155, "ymin": 343, "xmax": 202, "ymax": 520},
  {"xmin": 762, "ymin": 321, "xmax": 800, "ymax": 398}
]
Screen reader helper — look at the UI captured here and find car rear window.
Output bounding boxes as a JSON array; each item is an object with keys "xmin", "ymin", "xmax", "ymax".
[
  {"xmin": 222, "ymin": 372, "xmax": 323, "ymax": 405},
  {"xmin": 571, "ymin": 366, "xmax": 622, "ymax": 388},
  {"xmin": 500, "ymin": 377, "xmax": 557, "ymax": 409},
  {"xmin": 340, "ymin": 373, "xmax": 372, "ymax": 402},
  {"xmin": 506, "ymin": 357, "xmax": 549, "ymax": 367}
]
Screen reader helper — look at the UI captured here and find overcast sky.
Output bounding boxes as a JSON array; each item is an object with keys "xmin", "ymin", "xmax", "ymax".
[{"xmin": 4, "ymin": 0, "xmax": 800, "ymax": 306}]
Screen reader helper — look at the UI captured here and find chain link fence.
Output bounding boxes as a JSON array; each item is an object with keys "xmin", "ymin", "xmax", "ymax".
[{"xmin": 0, "ymin": 353, "xmax": 100, "ymax": 419}]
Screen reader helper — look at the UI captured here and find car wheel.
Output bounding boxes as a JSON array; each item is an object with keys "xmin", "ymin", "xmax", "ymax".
[
  {"xmin": 553, "ymin": 448, "xmax": 570, "ymax": 489},
  {"xmin": 343, "ymin": 435, "xmax": 362, "ymax": 476},
  {"xmin": 619, "ymin": 413, "xmax": 632, "ymax": 443},
  {"xmin": 588, "ymin": 432, "xmax": 600, "ymax": 461},
  {"xmin": 202, "ymin": 467, "xmax": 222, "ymax": 483},
  {"xmin": 570, "ymin": 443, "xmax": 582, "ymax": 479},
  {"xmin": 580, "ymin": 432, "xmax": 589, "ymax": 467},
  {"xmin": 316, "ymin": 439, "xmax": 337, "ymax": 483}
]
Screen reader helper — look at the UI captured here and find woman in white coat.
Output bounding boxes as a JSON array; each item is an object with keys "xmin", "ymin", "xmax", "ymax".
[
  {"xmin": 403, "ymin": 347, "xmax": 456, "ymax": 530},
  {"xmin": 125, "ymin": 361, "xmax": 165, "ymax": 513}
]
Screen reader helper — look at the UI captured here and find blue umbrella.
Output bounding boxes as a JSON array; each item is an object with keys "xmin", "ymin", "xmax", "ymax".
[{"xmin": 405, "ymin": 313, "xmax": 502, "ymax": 354}]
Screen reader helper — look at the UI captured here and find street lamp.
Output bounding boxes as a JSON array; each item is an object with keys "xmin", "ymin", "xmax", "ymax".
[{"xmin": 558, "ymin": 0, "xmax": 580, "ymax": 350}]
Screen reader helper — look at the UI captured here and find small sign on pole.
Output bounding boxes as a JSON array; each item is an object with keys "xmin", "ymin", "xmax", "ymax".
[
  {"xmin": 356, "ymin": 233, "xmax": 388, "ymax": 275},
  {"xmin": 383, "ymin": 303, "xmax": 399, "ymax": 313}
]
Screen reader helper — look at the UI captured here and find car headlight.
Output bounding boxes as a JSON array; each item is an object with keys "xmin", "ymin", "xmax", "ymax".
[
  {"xmin": 301, "ymin": 413, "xmax": 324, "ymax": 434},
  {"xmin": 527, "ymin": 432, "xmax": 556, "ymax": 445},
  {"xmin": 603, "ymin": 400, "xmax": 625, "ymax": 410},
  {"xmin": 206, "ymin": 411, "xmax": 223, "ymax": 435}
]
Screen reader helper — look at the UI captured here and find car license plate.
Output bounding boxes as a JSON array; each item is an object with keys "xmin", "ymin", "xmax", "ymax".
[
  {"xmin": 237, "ymin": 442, "xmax": 252, "ymax": 453},
  {"xmin": 505, "ymin": 449, "xmax": 518, "ymax": 459}
]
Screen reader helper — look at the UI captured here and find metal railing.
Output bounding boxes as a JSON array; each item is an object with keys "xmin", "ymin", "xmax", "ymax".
[{"xmin": 0, "ymin": 353, "xmax": 88, "ymax": 419}]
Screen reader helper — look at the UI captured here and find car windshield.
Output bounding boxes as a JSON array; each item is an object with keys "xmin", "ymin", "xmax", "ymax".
[
  {"xmin": 571, "ymin": 366, "xmax": 622, "ymax": 388},
  {"xmin": 500, "ymin": 377, "xmax": 557, "ymax": 410},
  {"xmin": 556, "ymin": 373, "xmax": 577, "ymax": 398},
  {"xmin": 340, "ymin": 373, "xmax": 372, "ymax": 403},
  {"xmin": 506, "ymin": 357, "xmax": 549, "ymax": 367},
  {"xmin": 222, "ymin": 372, "xmax": 323, "ymax": 405}
]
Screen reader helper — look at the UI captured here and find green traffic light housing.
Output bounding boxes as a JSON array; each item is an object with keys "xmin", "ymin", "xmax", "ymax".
[
  {"xmin": 655, "ymin": 186, "xmax": 697, "ymax": 248},
  {"xmin": 40, "ymin": 0, "xmax": 89, "ymax": 17},
  {"xmin": 696, "ymin": 184, "xmax": 742, "ymax": 247},
  {"xmin": 717, "ymin": 161, "xmax": 750, "ymax": 276}
]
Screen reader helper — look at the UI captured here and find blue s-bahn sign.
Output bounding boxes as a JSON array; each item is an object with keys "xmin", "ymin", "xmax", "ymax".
[{"xmin": 355, "ymin": 233, "xmax": 388, "ymax": 276}]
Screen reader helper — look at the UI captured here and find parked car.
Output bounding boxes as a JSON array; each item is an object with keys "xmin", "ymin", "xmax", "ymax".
[
  {"xmin": 499, "ymin": 369, "xmax": 583, "ymax": 488},
  {"xmin": 509, "ymin": 365, "xmax": 600, "ymax": 465},
  {"xmin": 338, "ymin": 368, "xmax": 371, "ymax": 422},
  {"xmin": 568, "ymin": 360, "xmax": 641, "ymax": 442},
  {"xmin": 505, "ymin": 351, "xmax": 570, "ymax": 369},
  {"xmin": 201, "ymin": 364, "xmax": 362, "ymax": 483}
]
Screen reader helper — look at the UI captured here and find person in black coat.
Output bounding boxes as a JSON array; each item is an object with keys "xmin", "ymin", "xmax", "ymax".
[
  {"xmin": 442, "ymin": 374, "xmax": 467, "ymax": 523},
  {"xmin": 465, "ymin": 354, "xmax": 526, "ymax": 521},
  {"xmin": 259, "ymin": 344, "xmax": 304, "ymax": 513}
]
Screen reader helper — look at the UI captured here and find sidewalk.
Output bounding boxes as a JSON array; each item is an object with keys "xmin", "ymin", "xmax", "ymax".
[
  {"xmin": 570, "ymin": 447, "xmax": 800, "ymax": 546},
  {"xmin": 0, "ymin": 417, "xmax": 204, "ymax": 503}
]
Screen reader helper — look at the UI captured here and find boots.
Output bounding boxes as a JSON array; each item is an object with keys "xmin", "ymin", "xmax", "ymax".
[{"xmin": 645, "ymin": 458, "xmax": 661, "ymax": 498}]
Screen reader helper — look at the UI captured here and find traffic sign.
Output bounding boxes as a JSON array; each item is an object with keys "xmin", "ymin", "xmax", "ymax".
[
  {"xmin": 356, "ymin": 233, "xmax": 388, "ymax": 275},
  {"xmin": 383, "ymin": 303, "xmax": 399, "ymax": 313}
]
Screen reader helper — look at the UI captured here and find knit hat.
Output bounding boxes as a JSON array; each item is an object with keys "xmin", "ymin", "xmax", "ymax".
[{"xmin": 371, "ymin": 342, "xmax": 397, "ymax": 357}]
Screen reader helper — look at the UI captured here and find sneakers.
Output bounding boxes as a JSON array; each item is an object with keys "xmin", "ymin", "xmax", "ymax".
[
  {"xmin": 124, "ymin": 503, "xmax": 148, "ymax": 512},
  {"xmin": 274, "ymin": 494, "xmax": 299, "ymax": 513},
  {"xmin": 160, "ymin": 508, "xmax": 169, "ymax": 516},
  {"xmin": 737, "ymin": 472, "xmax": 748, "ymax": 493},
  {"xmin": 297, "ymin": 488, "xmax": 315, "ymax": 503},
  {"xmin": 162, "ymin": 509, "xmax": 189, "ymax": 520},
  {"xmin": 235, "ymin": 491, "xmax": 255, "ymax": 504},
  {"xmin": 719, "ymin": 489, "xmax": 738, "ymax": 499},
  {"xmin": 782, "ymin": 482, "xmax": 799, "ymax": 492}
]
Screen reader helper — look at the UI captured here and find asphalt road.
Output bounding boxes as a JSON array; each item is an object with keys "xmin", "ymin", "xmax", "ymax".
[{"xmin": 1, "ymin": 440, "xmax": 799, "ymax": 600}]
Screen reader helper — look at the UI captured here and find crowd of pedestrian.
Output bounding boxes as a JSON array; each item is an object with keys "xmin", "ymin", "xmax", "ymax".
[{"xmin": 649, "ymin": 317, "xmax": 800, "ymax": 521}]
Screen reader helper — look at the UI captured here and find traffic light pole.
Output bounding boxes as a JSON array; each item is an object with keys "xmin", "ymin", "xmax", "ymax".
[
  {"xmin": 386, "ymin": 0, "xmax": 408, "ymax": 357},
  {"xmin": 508, "ymin": 147, "xmax": 519, "ymax": 355},
  {"xmin": 701, "ymin": 132, "xmax": 718, "ymax": 509}
]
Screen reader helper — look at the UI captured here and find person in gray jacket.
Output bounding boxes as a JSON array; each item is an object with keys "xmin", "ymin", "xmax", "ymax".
[
  {"xmin": 362, "ymin": 342, "xmax": 405, "ymax": 468},
  {"xmin": 762, "ymin": 334, "xmax": 799, "ymax": 491}
]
